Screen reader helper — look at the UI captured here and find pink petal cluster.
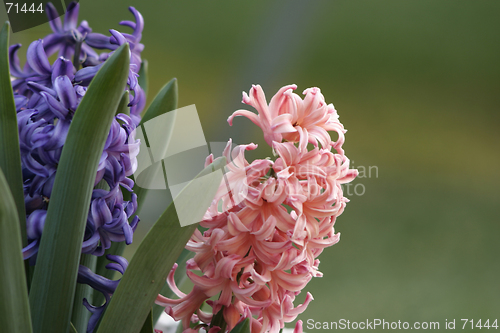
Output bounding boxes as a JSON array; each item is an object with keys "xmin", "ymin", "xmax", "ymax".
[
  {"xmin": 156, "ymin": 85, "xmax": 358, "ymax": 333},
  {"xmin": 228, "ymin": 85, "xmax": 345, "ymax": 154}
]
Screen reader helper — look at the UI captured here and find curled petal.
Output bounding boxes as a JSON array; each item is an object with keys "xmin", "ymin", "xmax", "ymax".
[
  {"xmin": 227, "ymin": 110, "xmax": 260, "ymax": 128},
  {"xmin": 120, "ymin": 7, "xmax": 144, "ymax": 40},
  {"xmin": 77, "ymin": 254, "xmax": 128, "ymax": 332},
  {"xmin": 27, "ymin": 40, "xmax": 51, "ymax": 75},
  {"xmin": 337, "ymin": 169, "xmax": 359, "ymax": 184},
  {"xmin": 77, "ymin": 255, "xmax": 127, "ymax": 295},
  {"xmin": 9, "ymin": 44, "xmax": 27, "ymax": 78},
  {"xmin": 109, "ymin": 29, "xmax": 128, "ymax": 46},
  {"xmin": 105, "ymin": 255, "xmax": 129, "ymax": 275}
]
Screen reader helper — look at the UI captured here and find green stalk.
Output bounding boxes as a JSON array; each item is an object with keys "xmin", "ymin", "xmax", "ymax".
[{"xmin": 71, "ymin": 254, "xmax": 97, "ymax": 333}]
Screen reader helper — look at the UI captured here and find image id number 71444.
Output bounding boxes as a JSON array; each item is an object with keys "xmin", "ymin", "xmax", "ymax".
[
  {"xmin": 5, "ymin": 3, "xmax": 44, "ymax": 13},
  {"xmin": 461, "ymin": 319, "xmax": 498, "ymax": 330}
]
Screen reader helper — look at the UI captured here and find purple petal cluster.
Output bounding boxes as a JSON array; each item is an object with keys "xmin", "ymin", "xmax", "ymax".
[
  {"xmin": 11, "ymin": 2, "xmax": 145, "ymax": 124},
  {"xmin": 14, "ymin": 2, "xmax": 144, "ymax": 261}
]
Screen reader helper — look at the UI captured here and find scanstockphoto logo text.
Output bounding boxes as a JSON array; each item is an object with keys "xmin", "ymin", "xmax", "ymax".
[
  {"xmin": 306, "ymin": 318, "xmax": 442, "ymax": 330},
  {"xmin": 305, "ymin": 318, "xmax": 499, "ymax": 330},
  {"xmin": 342, "ymin": 161, "xmax": 378, "ymax": 197}
]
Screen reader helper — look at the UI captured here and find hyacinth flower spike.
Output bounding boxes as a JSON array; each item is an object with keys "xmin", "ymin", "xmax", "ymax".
[{"xmin": 155, "ymin": 84, "xmax": 357, "ymax": 333}]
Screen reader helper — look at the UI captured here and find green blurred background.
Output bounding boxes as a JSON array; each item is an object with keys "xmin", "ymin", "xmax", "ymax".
[{"xmin": 3, "ymin": 0, "xmax": 499, "ymax": 331}]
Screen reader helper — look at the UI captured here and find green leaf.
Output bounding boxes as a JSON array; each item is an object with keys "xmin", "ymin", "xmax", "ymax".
[
  {"xmin": 138, "ymin": 60, "xmax": 149, "ymax": 100},
  {"xmin": 0, "ymin": 22, "xmax": 27, "ymax": 248},
  {"xmin": 96, "ymin": 157, "xmax": 226, "ymax": 333},
  {"xmin": 0, "ymin": 168, "xmax": 32, "ymax": 333},
  {"xmin": 152, "ymin": 248, "xmax": 194, "ymax": 325},
  {"xmin": 135, "ymin": 78, "xmax": 178, "ymax": 214},
  {"xmin": 139, "ymin": 77, "xmax": 177, "ymax": 126},
  {"xmin": 28, "ymin": 43, "xmax": 130, "ymax": 333},
  {"xmin": 230, "ymin": 319, "xmax": 250, "ymax": 333},
  {"xmin": 139, "ymin": 309, "xmax": 154, "ymax": 333}
]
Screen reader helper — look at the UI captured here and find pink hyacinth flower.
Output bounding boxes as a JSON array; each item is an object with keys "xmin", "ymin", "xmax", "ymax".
[{"xmin": 157, "ymin": 84, "xmax": 358, "ymax": 333}]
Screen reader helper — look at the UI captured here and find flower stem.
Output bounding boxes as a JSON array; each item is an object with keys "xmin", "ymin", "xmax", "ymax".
[{"xmin": 73, "ymin": 38, "xmax": 83, "ymax": 70}]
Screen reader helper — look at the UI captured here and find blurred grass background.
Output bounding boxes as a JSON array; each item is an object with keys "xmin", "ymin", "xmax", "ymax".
[{"xmin": 3, "ymin": 0, "xmax": 499, "ymax": 330}]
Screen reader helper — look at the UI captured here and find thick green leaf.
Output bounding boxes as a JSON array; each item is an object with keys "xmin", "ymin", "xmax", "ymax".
[
  {"xmin": 0, "ymin": 168, "xmax": 32, "ymax": 333},
  {"xmin": 28, "ymin": 43, "xmax": 130, "ymax": 333},
  {"xmin": 0, "ymin": 22, "xmax": 27, "ymax": 248},
  {"xmin": 72, "ymin": 254, "xmax": 97, "ymax": 333},
  {"xmin": 139, "ymin": 309, "xmax": 154, "ymax": 333},
  {"xmin": 230, "ymin": 319, "xmax": 250, "ymax": 333},
  {"xmin": 96, "ymin": 157, "xmax": 226, "ymax": 333}
]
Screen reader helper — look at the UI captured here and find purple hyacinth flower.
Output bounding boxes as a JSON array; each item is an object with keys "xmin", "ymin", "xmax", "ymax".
[{"xmin": 12, "ymin": 7, "xmax": 148, "ymax": 331}]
